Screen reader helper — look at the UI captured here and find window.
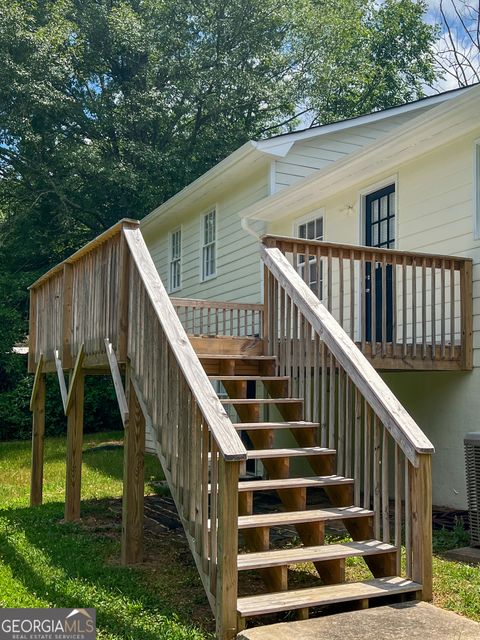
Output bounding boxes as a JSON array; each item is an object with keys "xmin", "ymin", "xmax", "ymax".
[
  {"xmin": 169, "ymin": 228, "xmax": 181, "ymax": 292},
  {"xmin": 475, "ymin": 142, "xmax": 480, "ymax": 239},
  {"xmin": 296, "ymin": 215, "xmax": 324, "ymax": 298},
  {"xmin": 202, "ymin": 210, "xmax": 216, "ymax": 280}
]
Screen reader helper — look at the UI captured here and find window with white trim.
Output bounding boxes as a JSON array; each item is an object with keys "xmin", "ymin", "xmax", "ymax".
[
  {"xmin": 296, "ymin": 215, "xmax": 324, "ymax": 299},
  {"xmin": 202, "ymin": 210, "xmax": 216, "ymax": 280},
  {"xmin": 169, "ymin": 228, "xmax": 181, "ymax": 292},
  {"xmin": 475, "ymin": 142, "xmax": 480, "ymax": 239}
]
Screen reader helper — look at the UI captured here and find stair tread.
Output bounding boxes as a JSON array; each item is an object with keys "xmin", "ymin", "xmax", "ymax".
[
  {"xmin": 234, "ymin": 421, "xmax": 319, "ymax": 430},
  {"xmin": 237, "ymin": 576, "xmax": 421, "ymax": 617},
  {"xmin": 197, "ymin": 354, "xmax": 276, "ymax": 360},
  {"xmin": 238, "ymin": 539, "xmax": 396, "ymax": 570},
  {"xmin": 221, "ymin": 398, "xmax": 302, "ymax": 404},
  {"xmin": 209, "ymin": 375, "xmax": 290, "ymax": 381},
  {"xmin": 246, "ymin": 447, "xmax": 335, "ymax": 459},
  {"xmin": 237, "ymin": 506, "xmax": 373, "ymax": 529},
  {"xmin": 237, "ymin": 475, "xmax": 353, "ymax": 492}
]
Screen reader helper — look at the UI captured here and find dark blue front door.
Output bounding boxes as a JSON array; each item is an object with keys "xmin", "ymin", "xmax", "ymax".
[{"xmin": 365, "ymin": 184, "xmax": 395, "ymax": 343}]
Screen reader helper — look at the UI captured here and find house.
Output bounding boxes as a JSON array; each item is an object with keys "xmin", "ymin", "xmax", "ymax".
[
  {"xmin": 27, "ymin": 83, "xmax": 480, "ymax": 638},
  {"xmin": 141, "ymin": 82, "xmax": 480, "ymax": 511}
]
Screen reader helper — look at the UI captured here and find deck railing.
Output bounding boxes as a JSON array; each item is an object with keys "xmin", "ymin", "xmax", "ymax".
[
  {"xmin": 263, "ymin": 235, "xmax": 473, "ymax": 370},
  {"xmin": 261, "ymin": 243, "xmax": 435, "ymax": 598},
  {"xmin": 172, "ymin": 298, "xmax": 263, "ymax": 338},
  {"xmin": 28, "ymin": 220, "xmax": 246, "ymax": 639}
]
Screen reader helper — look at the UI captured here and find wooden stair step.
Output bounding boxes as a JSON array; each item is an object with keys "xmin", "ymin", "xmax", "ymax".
[
  {"xmin": 246, "ymin": 447, "xmax": 335, "ymax": 460},
  {"xmin": 233, "ymin": 421, "xmax": 319, "ymax": 430},
  {"xmin": 197, "ymin": 354, "xmax": 276, "ymax": 361},
  {"xmin": 209, "ymin": 375, "xmax": 290, "ymax": 381},
  {"xmin": 237, "ymin": 475, "xmax": 353, "ymax": 492},
  {"xmin": 221, "ymin": 398, "xmax": 302, "ymax": 405},
  {"xmin": 237, "ymin": 506, "xmax": 373, "ymax": 529},
  {"xmin": 237, "ymin": 539, "xmax": 396, "ymax": 570},
  {"xmin": 237, "ymin": 576, "xmax": 421, "ymax": 617}
]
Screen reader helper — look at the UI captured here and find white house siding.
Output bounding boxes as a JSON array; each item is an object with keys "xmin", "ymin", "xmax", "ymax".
[
  {"xmin": 273, "ymin": 109, "xmax": 431, "ymax": 192},
  {"xmin": 268, "ymin": 128, "xmax": 480, "ymax": 509},
  {"xmin": 144, "ymin": 170, "xmax": 268, "ymax": 304}
]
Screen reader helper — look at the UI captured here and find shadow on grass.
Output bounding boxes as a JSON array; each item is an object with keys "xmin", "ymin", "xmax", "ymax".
[{"xmin": 0, "ymin": 499, "xmax": 213, "ymax": 639}]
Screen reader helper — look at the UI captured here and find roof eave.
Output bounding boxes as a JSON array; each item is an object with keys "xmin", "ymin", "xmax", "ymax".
[
  {"xmin": 243, "ymin": 84, "xmax": 480, "ymax": 223},
  {"xmin": 140, "ymin": 141, "xmax": 262, "ymax": 235}
]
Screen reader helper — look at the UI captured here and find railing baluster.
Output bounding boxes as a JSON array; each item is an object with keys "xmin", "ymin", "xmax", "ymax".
[
  {"xmin": 373, "ymin": 416, "xmax": 381, "ymax": 540},
  {"xmin": 450, "ymin": 260, "xmax": 455, "ymax": 359},
  {"xmin": 339, "ymin": 249, "xmax": 344, "ymax": 328},
  {"xmin": 360, "ymin": 252, "xmax": 366, "ymax": 353},
  {"xmin": 440, "ymin": 260, "xmax": 445, "ymax": 359},
  {"xmin": 412, "ymin": 258, "xmax": 417, "ymax": 358},
  {"xmin": 371, "ymin": 255, "xmax": 377, "ymax": 357},
  {"xmin": 422, "ymin": 257, "xmax": 427, "ymax": 359},
  {"xmin": 350, "ymin": 249, "xmax": 355, "ymax": 341},
  {"xmin": 382, "ymin": 430, "xmax": 390, "ymax": 543},
  {"xmin": 432, "ymin": 258, "xmax": 436, "ymax": 359},
  {"xmin": 381, "ymin": 253, "xmax": 387, "ymax": 358}
]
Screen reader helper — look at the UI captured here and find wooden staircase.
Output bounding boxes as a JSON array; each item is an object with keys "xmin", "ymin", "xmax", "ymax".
[
  {"xmin": 197, "ymin": 347, "xmax": 421, "ymax": 630},
  {"xmin": 28, "ymin": 220, "xmax": 435, "ymax": 639}
]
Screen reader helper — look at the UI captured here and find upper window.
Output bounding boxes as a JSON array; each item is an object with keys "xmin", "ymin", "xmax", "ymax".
[
  {"xmin": 295, "ymin": 214, "xmax": 324, "ymax": 298},
  {"xmin": 202, "ymin": 210, "xmax": 216, "ymax": 280},
  {"xmin": 169, "ymin": 228, "xmax": 181, "ymax": 292},
  {"xmin": 475, "ymin": 142, "xmax": 480, "ymax": 239}
]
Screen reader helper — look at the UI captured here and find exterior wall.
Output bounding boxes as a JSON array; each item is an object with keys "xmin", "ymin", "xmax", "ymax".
[
  {"xmin": 268, "ymin": 128, "xmax": 480, "ymax": 509},
  {"xmin": 145, "ymin": 170, "xmax": 268, "ymax": 304},
  {"xmin": 273, "ymin": 109, "xmax": 430, "ymax": 192}
]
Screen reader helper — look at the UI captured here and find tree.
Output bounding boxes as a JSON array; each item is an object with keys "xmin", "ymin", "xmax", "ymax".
[
  {"xmin": 433, "ymin": 0, "xmax": 479, "ymax": 88},
  {"xmin": 0, "ymin": 0, "xmax": 438, "ymax": 362}
]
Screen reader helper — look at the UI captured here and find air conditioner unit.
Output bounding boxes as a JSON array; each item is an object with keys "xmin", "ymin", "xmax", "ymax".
[{"xmin": 465, "ymin": 433, "xmax": 480, "ymax": 547}]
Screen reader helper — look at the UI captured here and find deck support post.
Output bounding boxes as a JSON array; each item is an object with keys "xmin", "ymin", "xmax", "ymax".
[
  {"xmin": 409, "ymin": 454, "xmax": 433, "ymax": 601},
  {"xmin": 65, "ymin": 369, "xmax": 85, "ymax": 522},
  {"xmin": 216, "ymin": 458, "xmax": 240, "ymax": 640},
  {"xmin": 121, "ymin": 370, "xmax": 145, "ymax": 565},
  {"xmin": 30, "ymin": 372, "xmax": 46, "ymax": 506}
]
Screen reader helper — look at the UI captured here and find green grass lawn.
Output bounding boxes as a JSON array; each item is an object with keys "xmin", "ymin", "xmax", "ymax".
[
  {"xmin": 0, "ymin": 433, "xmax": 479, "ymax": 639},
  {"xmin": 0, "ymin": 432, "xmax": 214, "ymax": 639}
]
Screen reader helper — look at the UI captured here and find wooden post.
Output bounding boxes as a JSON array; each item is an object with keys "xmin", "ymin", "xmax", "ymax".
[
  {"xmin": 121, "ymin": 373, "xmax": 145, "ymax": 565},
  {"xmin": 30, "ymin": 373, "xmax": 46, "ymax": 506},
  {"xmin": 409, "ymin": 454, "xmax": 433, "ymax": 601},
  {"xmin": 65, "ymin": 369, "xmax": 85, "ymax": 521},
  {"xmin": 28, "ymin": 287, "xmax": 38, "ymax": 374},
  {"xmin": 460, "ymin": 260, "xmax": 473, "ymax": 370},
  {"xmin": 117, "ymin": 230, "xmax": 131, "ymax": 362},
  {"xmin": 215, "ymin": 458, "xmax": 240, "ymax": 640},
  {"xmin": 62, "ymin": 263, "xmax": 74, "ymax": 370}
]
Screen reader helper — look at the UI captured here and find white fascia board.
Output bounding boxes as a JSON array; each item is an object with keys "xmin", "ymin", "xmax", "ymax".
[
  {"xmin": 243, "ymin": 84, "xmax": 480, "ymax": 222},
  {"xmin": 255, "ymin": 85, "xmax": 471, "ymax": 152},
  {"xmin": 140, "ymin": 140, "xmax": 261, "ymax": 235}
]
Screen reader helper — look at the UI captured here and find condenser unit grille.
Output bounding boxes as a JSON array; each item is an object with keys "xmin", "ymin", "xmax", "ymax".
[{"xmin": 465, "ymin": 433, "xmax": 480, "ymax": 547}]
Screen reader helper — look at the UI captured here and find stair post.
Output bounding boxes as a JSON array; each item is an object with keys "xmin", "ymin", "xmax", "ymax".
[
  {"xmin": 409, "ymin": 453, "xmax": 433, "ymax": 600},
  {"xmin": 216, "ymin": 457, "xmax": 240, "ymax": 640},
  {"xmin": 121, "ymin": 367, "xmax": 145, "ymax": 564}
]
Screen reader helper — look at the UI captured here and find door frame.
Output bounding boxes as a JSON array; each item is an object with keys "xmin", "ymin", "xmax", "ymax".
[
  {"xmin": 355, "ymin": 175, "xmax": 398, "ymax": 341},
  {"xmin": 357, "ymin": 175, "xmax": 398, "ymax": 246}
]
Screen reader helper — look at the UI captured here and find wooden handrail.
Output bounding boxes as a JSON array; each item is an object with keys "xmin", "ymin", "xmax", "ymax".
[
  {"xmin": 124, "ymin": 228, "xmax": 247, "ymax": 462},
  {"xmin": 263, "ymin": 234, "xmax": 472, "ymax": 270},
  {"xmin": 261, "ymin": 245, "xmax": 434, "ymax": 465},
  {"xmin": 171, "ymin": 297, "xmax": 263, "ymax": 312},
  {"xmin": 29, "ymin": 218, "xmax": 140, "ymax": 290}
]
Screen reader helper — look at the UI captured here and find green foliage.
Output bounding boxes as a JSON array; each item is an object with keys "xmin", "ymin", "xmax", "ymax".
[
  {"xmin": 433, "ymin": 521, "xmax": 470, "ymax": 553},
  {"xmin": 0, "ymin": 0, "xmax": 438, "ymax": 439}
]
